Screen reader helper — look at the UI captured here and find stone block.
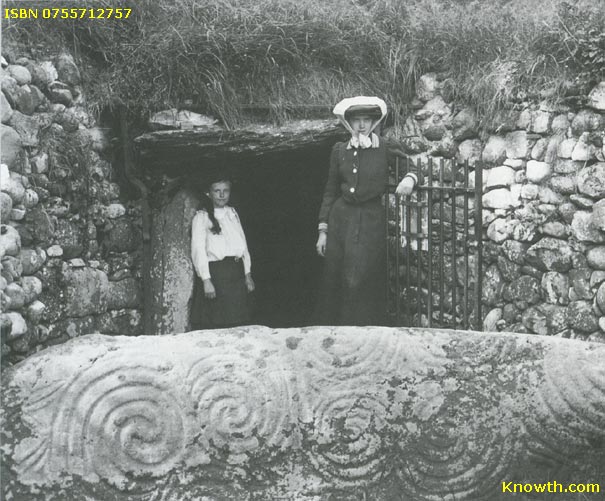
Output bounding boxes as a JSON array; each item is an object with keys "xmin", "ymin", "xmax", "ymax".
[
  {"xmin": 587, "ymin": 82, "xmax": 605, "ymax": 111},
  {"xmin": 8, "ymin": 111, "xmax": 40, "ymax": 147},
  {"xmin": 1, "ymin": 124, "xmax": 23, "ymax": 170},
  {"xmin": 541, "ymin": 272, "xmax": 569, "ymax": 305},
  {"xmin": 505, "ymin": 131, "xmax": 530, "ymax": 159},
  {"xmin": 550, "ymin": 114, "xmax": 570, "ymax": 134},
  {"xmin": 2, "ymin": 311, "xmax": 26, "ymax": 339},
  {"xmin": 1, "ymin": 91, "xmax": 13, "ymax": 124},
  {"xmin": 525, "ymin": 160, "xmax": 551, "ymax": 183},
  {"xmin": 587, "ymin": 246, "xmax": 605, "ymax": 269},
  {"xmin": 486, "ymin": 218, "xmax": 511, "ymax": 243},
  {"xmin": 107, "ymin": 278, "xmax": 142, "ymax": 310},
  {"xmin": 591, "ymin": 199, "xmax": 605, "ymax": 230},
  {"xmin": 530, "ymin": 109, "xmax": 552, "ymax": 134},
  {"xmin": 55, "ymin": 53, "xmax": 81, "ymax": 87},
  {"xmin": 571, "ymin": 211, "xmax": 604, "ymax": 243},
  {"xmin": 482, "ymin": 135, "xmax": 507, "ymax": 165},
  {"xmin": 527, "ymin": 237, "xmax": 573, "ymax": 272},
  {"xmin": 7, "ymin": 65, "xmax": 31, "ymax": 85},
  {"xmin": 577, "ymin": 162, "xmax": 605, "ymax": 198},
  {"xmin": 2, "ymin": 328, "xmax": 605, "ymax": 500},
  {"xmin": 571, "ymin": 109, "xmax": 604, "ymax": 136},
  {"xmin": 64, "ymin": 266, "xmax": 109, "ymax": 317},
  {"xmin": 567, "ymin": 301, "xmax": 598, "ymax": 332},
  {"xmin": 451, "ymin": 108, "xmax": 477, "ymax": 141},
  {"xmin": 0, "ymin": 224, "xmax": 21, "ymax": 257},
  {"xmin": 456, "ymin": 138, "xmax": 482, "ymax": 166},
  {"xmin": 548, "ymin": 175, "xmax": 576, "ymax": 195},
  {"xmin": 416, "ymin": 73, "xmax": 440, "ymax": 102},
  {"xmin": 483, "ymin": 188, "xmax": 514, "ymax": 210}
]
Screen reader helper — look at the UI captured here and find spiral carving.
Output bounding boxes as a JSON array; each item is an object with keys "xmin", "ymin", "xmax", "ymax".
[
  {"xmin": 14, "ymin": 355, "xmax": 191, "ymax": 488},
  {"xmin": 306, "ymin": 388, "xmax": 390, "ymax": 485},
  {"xmin": 525, "ymin": 341, "xmax": 605, "ymax": 463},
  {"xmin": 186, "ymin": 351, "xmax": 296, "ymax": 463},
  {"xmin": 397, "ymin": 416, "xmax": 517, "ymax": 500}
]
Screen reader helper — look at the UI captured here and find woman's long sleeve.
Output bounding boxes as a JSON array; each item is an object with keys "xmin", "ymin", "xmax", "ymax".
[
  {"xmin": 232, "ymin": 209, "xmax": 252, "ymax": 275},
  {"xmin": 191, "ymin": 212, "xmax": 211, "ymax": 280},
  {"xmin": 318, "ymin": 144, "xmax": 341, "ymax": 226}
]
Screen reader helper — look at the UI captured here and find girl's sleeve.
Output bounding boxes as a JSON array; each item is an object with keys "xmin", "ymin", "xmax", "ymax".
[
  {"xmin": 191, "ymin": 212, "xmax": 211, "ymax": 280},
  {"xmin": 232, "ymin": 209, "xmax": 252, "ymax": 275},
  {"xmin": 318, "ymin": 143, "xmax": 341, "ymax": 229}
]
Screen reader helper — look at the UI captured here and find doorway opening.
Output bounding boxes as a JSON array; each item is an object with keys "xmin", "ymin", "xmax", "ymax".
[{"xmin": 227, "ymin": 146, "xmax": 331, "ymax": 327}]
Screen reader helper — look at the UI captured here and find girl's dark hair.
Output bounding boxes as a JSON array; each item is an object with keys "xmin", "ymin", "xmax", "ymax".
[{"xmin": 204, "ymin": 173, "xmax": 232, "ymax": 235}]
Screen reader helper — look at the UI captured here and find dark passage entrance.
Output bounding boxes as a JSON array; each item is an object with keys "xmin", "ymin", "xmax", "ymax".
[{"xmin": 230, "ymin": 147, "xmax": 330, "ymax": 327}]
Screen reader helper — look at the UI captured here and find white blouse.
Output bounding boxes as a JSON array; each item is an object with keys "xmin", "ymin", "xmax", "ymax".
[{"xmin": 191, "ymin": 207, "xmax": 251, "ymax": 280}]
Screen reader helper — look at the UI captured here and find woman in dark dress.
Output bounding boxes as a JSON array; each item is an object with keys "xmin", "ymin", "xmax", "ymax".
[{"xmin": 315, "ymin": 96, "xmax": 419, "ymax": 326}]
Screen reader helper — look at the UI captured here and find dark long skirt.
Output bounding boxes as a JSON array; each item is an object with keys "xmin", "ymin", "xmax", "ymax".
[
  {"xmin": 316, "ymin": 196, "xmax": 387, "ymax": 326},
  {"xmin": 191, "ymin": 257, "xmax": 250, "ymax": 329}
]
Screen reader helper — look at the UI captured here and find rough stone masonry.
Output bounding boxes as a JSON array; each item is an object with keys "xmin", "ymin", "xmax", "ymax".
[{"xmin": 2, "ymin": 326, "xmax": 604, "ymax": 500}]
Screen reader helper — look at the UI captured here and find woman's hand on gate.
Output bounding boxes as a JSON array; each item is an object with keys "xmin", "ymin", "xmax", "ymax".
[
  {"xmin": 203, "ymin": 279, "xmax": 216, "ymax": 299},
  {"xmin": 396, "ymin": 176, "xmax": 415, "ymax": 197},
  {"xmin": 316, "ymin": 232, "xmax": 327, "ymax": 257},
  {"xmin": 245, "ymin": 273, "xmax": 255, "ymax": 292}
]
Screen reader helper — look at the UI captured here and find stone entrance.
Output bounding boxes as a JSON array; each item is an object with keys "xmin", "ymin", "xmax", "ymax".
[{"xmin": 134, "ymin": 119, "xmax": 347, "ymax": 334}]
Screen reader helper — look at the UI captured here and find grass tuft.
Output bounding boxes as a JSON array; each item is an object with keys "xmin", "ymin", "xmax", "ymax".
[{"xmin": 2, "ymin": 0, "xmax": 604, "ymax": 128}]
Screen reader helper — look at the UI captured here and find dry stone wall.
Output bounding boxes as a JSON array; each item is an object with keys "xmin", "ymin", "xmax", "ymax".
[
  {"xmin": 390, "ymin": 73, "xmax": 605, "ymax": 341},
  {"xmin": 0, "ymin": 50, "xmax": 143, "ymax": 368}
]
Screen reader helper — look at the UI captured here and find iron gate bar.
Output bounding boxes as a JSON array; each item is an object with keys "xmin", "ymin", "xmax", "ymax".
[
  {"xmin": 416, "ymin": 157, "xmax": 422, "ymax": 325},
  {"xmin": 474, "ymin": 162, "xmax": 483, "ymax": 331},
  {"xmin": 450, "ymin": 158, "xmax": 457, "ymax": 327},
  {"xmin": 427, "ymin": 158, "xmax": 433, "ymax": 327},
  {"xmin": 395, "ymin": 158, "xmax": 401, "ymax": 323},
  {"xmin": 463, "ymin": 160, "xmax": 469, "ymax": 327},
  {"xmin": 439, "ymin": 160, "xmax": 445, "ymax": 326}
]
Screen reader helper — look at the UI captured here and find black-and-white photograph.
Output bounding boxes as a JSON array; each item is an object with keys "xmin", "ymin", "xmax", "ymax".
[{"xmin": 1, "ymin": 0, "xmax": 604, "ymax": 499}]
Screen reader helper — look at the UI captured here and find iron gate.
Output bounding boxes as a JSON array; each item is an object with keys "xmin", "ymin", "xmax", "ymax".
[{"xmin": 386, "ymin": 157, "xmax": 483, "ymax": 330}]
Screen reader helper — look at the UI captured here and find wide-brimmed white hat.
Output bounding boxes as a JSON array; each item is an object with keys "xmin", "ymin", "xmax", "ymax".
[{"xmin": 333, "ymin": 96, "xmax": 387, "ymax": 135}]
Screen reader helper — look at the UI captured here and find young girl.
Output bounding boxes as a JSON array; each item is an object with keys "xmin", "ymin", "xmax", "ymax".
[
  {"xmin": 190, "ymin": 174, "xmax": 255, "ymax": 328},
  {"xmin": 315, "ymin": 96, "xmax": 418, "ymax": 326}
]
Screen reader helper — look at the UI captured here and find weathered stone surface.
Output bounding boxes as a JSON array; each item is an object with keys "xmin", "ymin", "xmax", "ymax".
[
  {"xmin": 540, "ymin": 221, "xmax": 567, "ymax": 238},
  {"xmin": 107, "ymin": 278, "xmax": 142, "ymax": 310},
  {"xmin": 571, "ymin": 109, "xmax": 604, "ymax": 136},
  {"xmin": 149, "ymin": 108, "xmax": 220, "ymax": 131},
  {"xmin": 135, "ymin": 120, "xmax": 348, "ymax": 170},
  {"xmin": 503, "ymin": 275, "xmax": 540, "ymax": 305},
  {"xmin": 7, "ymin": 111, "xmax": 39, "ymax": 147},
  {"xmin": 591, "ymin": 199, "xmax": 605, "ymax": 230},
  {"xmin": 525, "ymin": 160, "xmax": 551, "ymax": 183},
  {"xmin": 587, "ymin": 82, "xmax": 605, "ymax": 111},
  {"xmin": 577, "ymin": 162, "xmax": 605, "ymax": 198},
  {"xmin": 451, "ymin": 108, "xmax": 477, "ymax": 141},
  {"xmin": 1, "ymin": 91, "xmax": 13, "ymax": 124},
  {"xmin": 7, "ymin": 65, "xmax": 31, "ymax": 85},
  {"xmin": 0, "ymin": 224, "xmax": 21, "ymax": 257},
  {"xmin": 521, "ymin": 305, "xmax": 548, "ymax": 335},
  {"xmin": 1, "ymin": 124, "xmax": 23, "ymax": 169},
  {"xmin": 571, "ymin": 132, "xmax": 597, "ymax": 161},
  {"xmin": 2, "ymin": 328, "xmax": 605, "ymax": 501},
  {"xmin": 527, "ymin": 238, "xmax": 573, "ymax": 272},
  {"xmin": 567, "ymin": 301, "xmax": 598, "ymax": 332},
  {"xmin": 486, "ymin": 218, "xmax": 511, "ymax": 243},
  {"xmin": 481, "ymin": 263, "xmax": 503, "ymax": 306},
  {"xmin": 55, "ymin": 53, "xmax": 81, "ymax": 86},
  {"xmin": 456, "ymin": 138, "xmax": 482, "ymax": 166},
  {"xmin": 54, "ymin": 219, "xmax": 84, "ymax": 258},
  {"xmin": 571, "ymin": 211, "xmax": 605, "ymax": 243},
  {"xmin": 483, "ymin": 188, "xmax": 514, "ymax": 210},
  {"xmin": 2, "ymin": 311, "xmax": 26, "ymax": 339},
  {"xmin": 485, "ymin": 166, "xmax": 515, "ymax": 188},
  {"xmin": 548, "ymin": 175, "xmax": 576, "ymax": 195},
  {"xmin": 596, "ymin": 282, "xmax": 605, "ymax": 314},
  {"xmin": 502, "ymin": 240, "xmax": 527, "ymax": 264},
  {"xmin": 505, "ymin": 131, "xmax": 530, "ymax": 159},
  {"xmin": 557, "ymin": 137, "xmax": 576, "ymax": 158},
  {"xmin": 149, "ymin": 190, "xmax": 197, "ymax": 335},
  {"xmin": 482, "ymin": 307, "xmax": 502, "ymax": 331},
  {"xmin": 587, "ymin": 246, "xmax": 605, "ymax": 269},
  {"xmin": 64, "ymin": 267, "xmax": 109, "ymax": 317},
  {"xmin": 541, "ymin": 272, "xmax": 569, "ymax": 305},
  {"xmin": 481, "ymin": 135, "xmax": 507, "ymax": 165},
  {"xmin": 0, "ymin": 191, "xmax": 12, "ymax": 217},
  {"xmin": 416, "ymin": 73, "xmax": 440, "ymax": 101},
  {"xmin": 97, "ymin": 309, "xmax": 143, "ymax": 336},
  {"xmin": 530, "ymin": 109, "xmax": 552, "ymax": 134}
]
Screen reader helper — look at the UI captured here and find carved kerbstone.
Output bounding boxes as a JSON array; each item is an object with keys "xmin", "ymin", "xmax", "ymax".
[{"xmin": 2, "ymin": 327, "xmax": 604, "ymax": 500}]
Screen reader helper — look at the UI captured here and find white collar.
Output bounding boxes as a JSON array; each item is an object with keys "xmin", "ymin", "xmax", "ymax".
[{"xmin": 347, "ymin": 132, "xmax": 380, "ymax": 149}]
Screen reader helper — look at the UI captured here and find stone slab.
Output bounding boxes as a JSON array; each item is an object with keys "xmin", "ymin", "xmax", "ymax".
[{"xmin": 2, "ymin": 327, "xmax": 604, "ymax": 500}]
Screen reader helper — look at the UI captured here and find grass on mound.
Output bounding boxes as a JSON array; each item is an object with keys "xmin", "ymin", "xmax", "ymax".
[{"xmin": 2, "ymin": 0, "xmax": 604, "ymax": 128}]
